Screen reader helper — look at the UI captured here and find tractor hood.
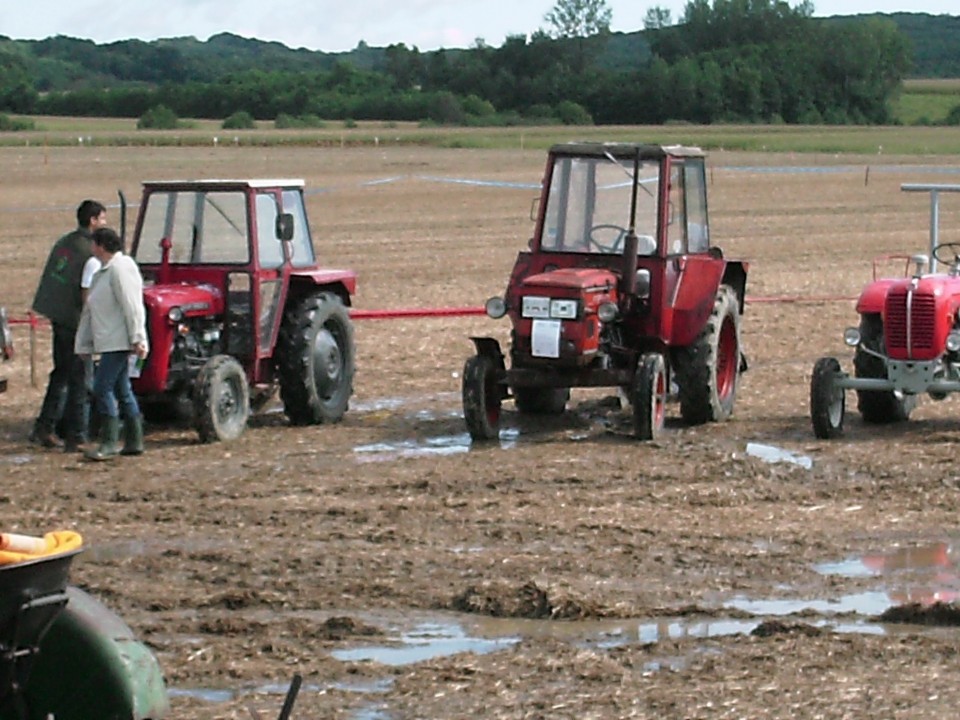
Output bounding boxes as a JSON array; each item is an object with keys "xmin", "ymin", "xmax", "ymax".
[
  {"xmin": 142, "ymin": 283, "xmax": 224, "ymax": 318},
  {"xmin": 520, "ymin": 267, "xmax": 618, "ymax": 293},
  {"xmin": 858, "ymin": 273, "xmax": 960, "ymax": 362}
]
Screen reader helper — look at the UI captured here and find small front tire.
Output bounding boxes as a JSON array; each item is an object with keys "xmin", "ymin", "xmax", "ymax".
[
  {"xmin": 193, "ymin": 355, "xmax": 250, "ymax": 443},
  {"xmin": 811, "ymin": 357, "xmax": 845, "ymax": 439},
  {"xmin": 462, "ymin": 355, "xmax": 503, "ymax": 441},
  {"xmin": 633, "ymin": 353, "xmax": 667, "ymax": 441}
]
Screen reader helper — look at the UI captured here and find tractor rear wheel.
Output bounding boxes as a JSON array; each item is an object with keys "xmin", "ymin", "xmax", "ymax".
[
  {"xmin": 854, "ymin": 313, "xmax": 916, "ymax": 423},
  {"xmin": 462, "ymin": 354, "xmax": 502, "ymax": 441},
  {"xmin": 675, "ymin": 284, "xmax": 741, "ymax": 424},
  {"xmin": 810, "ymin": 357, "xmax": 845, "ymax": 439},
  {"xmin": 278, "ymin": 292, "xmax": 355, "ymax": 425},
  {"xmin": 513, "ymin": 387, "xmax": 569, "ymax": 415},
  {"xmin": 633, "ymin": 352, "xmax": 666, "ymax": 440},
  {"xmin": 193, "ymin": 355, "xmax": 250, "ymax": 442}
]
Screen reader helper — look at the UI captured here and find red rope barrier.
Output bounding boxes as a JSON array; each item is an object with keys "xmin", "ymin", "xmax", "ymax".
[{"xmin": 3, "ymin": 294, "xmax": 856, "ymax": 327}]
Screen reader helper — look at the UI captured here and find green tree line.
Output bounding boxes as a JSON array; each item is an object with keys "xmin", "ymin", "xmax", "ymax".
[{"xmin": 0, "ymin": 1, "xmax": 926, "ymax": 126}]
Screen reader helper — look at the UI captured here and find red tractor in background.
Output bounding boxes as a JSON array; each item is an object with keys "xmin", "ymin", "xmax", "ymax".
[
  {"xmin": 462, "ymin": 142, "xmax": 749, "ymax": 441},
  {"xmin": 124, "ymin": 179, "xmax": 356, "ymax": 442},
  {"xmin": 810, "ymin": 183, "xmax": 960, "ymax": 438}
]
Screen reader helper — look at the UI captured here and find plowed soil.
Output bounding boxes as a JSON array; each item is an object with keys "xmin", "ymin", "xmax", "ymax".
[{"xmin": 4, "ymin": 143, "xmax": 960, "ymax": 719}]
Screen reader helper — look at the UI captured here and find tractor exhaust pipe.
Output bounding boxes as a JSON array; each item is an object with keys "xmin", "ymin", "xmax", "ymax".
[
  {"xmin": 118, "ymin": 189, "xmax": 127, "ymax": 249},
  {"xmin": 622, "ymin": 231, "xmax": 638, "ymax": 296}
]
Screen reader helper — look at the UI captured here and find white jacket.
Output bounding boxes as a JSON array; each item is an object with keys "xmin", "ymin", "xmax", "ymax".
[{"xmin": 75, "ymin": 253, "xmax": 149, "ymax": 355}]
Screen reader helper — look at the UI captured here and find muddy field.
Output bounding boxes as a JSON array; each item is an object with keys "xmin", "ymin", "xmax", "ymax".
[{"xmin": 4, "ymin": 142, "xmax": 960, "ymax": 719}]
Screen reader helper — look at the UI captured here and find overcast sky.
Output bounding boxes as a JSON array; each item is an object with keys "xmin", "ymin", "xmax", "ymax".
[{"xmin": 3, "ymin": 0, "xmax": 956, "ymax": 53}]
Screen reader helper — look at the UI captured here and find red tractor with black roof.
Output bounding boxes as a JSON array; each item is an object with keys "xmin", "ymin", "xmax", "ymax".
[
  {"xmin": 125, "ymin": 179, "xmax": 356, "ymax": 442},
  {"xmin": 462, "ymin": 142, "xmax": 749, "ymax": 441}
]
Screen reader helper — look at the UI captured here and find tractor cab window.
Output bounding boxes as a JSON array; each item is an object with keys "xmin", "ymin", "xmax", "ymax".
[
  {"xmin": 255, "ymin": 195, "xmax": 284, "ymax": 269},
  {"xmin": 135, "ymin": 191, "xmax": 249, "ymax": 265},
  {"xmin": 253, "ymin": 190, "xmax": 316, "ymax": 269},
  {"xmin": 665, "ymin": 159, "xmax": 710, "ymax": 256},
  {"xmin": 282, "ymin": 190, "xmax": 316, "ymax": 268},
  {"xmin": 541, "ymin": 155, "xmax": 660, "ymax": 255},
  {"xmin": 685, "ymin": 158, "xmax": 710, "ymax": 253}
]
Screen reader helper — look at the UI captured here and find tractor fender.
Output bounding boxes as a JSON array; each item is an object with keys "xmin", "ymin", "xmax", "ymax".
[
  {"xmin": 469, "ymin": 337, "xmax": 506, "ymax": 370},
  {"xmin": 721, "ymin": 261, "xmax": 749, "ymax": 315},
  {"xmin": 856, "ymin": 279, "xmax": 901, "ymax": 315},
  {"xmin": 287, "ymin": 274, "xmax": 354, "ymax": 312},
  {"xmin": 289, "ymin": 269, "xmax": 357, "ymax": 299}
]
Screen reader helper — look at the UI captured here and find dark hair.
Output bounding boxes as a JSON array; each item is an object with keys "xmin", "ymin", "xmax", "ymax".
[
  {"xmin": 77, "ymin": 199, "xmax": 106, "ymax": 228},
  {"xmin": 93, "ymin": 227, "xmax": 123, "ymax": 254}
]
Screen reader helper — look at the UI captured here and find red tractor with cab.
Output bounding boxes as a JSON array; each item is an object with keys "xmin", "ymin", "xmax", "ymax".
[
  {"xmin": 810, "ymin": 183, "xmax": 960, "ymax": 438},
  {"xmin": 124, "ymin": 179, "xmax": 356, "ymax": 442},
  {"xmin": 462, "ymin": 142, "xmax": 749, "ymax": 441}
]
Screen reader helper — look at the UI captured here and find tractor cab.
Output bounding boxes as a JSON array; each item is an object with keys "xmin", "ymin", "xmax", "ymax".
[
  {"xmin": 463, "ymin": 142, "xmax": 748, "ymax": 441},
  {"xmin": 128, "ymin": 179, "xmax": 357, "ymax": 442}
]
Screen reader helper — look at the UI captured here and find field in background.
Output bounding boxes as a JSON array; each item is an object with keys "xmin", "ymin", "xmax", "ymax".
[
  {"xmin": 6, "ymin": 115, "xmax": 960, "ymax": 155},
  {"xmin": 896, "ymin": 77, "xmax": 960, "ymax": 125}
]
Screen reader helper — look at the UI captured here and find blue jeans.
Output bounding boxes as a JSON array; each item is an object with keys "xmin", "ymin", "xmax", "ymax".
[{"xmin": 92, "ymin": 351, "xmax": 141, "ymax": 421}]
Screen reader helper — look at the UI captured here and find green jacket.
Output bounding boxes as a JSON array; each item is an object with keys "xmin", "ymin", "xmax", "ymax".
[{"xmin": 31, "ymin": 228, "xmax": 94, "ymax": 330}]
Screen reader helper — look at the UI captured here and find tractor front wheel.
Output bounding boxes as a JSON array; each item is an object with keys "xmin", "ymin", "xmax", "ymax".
[
  {"xmin": 462, "ymin": 354, "xmax": 503, "ymax": 441},
  {"xmin": 675, "ymin": 284, "xmax": 742, "ymax": 424},
  {"xmin": 854, "ymin": 313, "xmax": 916, "ymax": 423},
  {"xmin": 632, "ymin": 352, "xmax": 666, "ymax": 440},
  {"xmin": 193, "ymin": 355, "xmax": 250, "ymax": 442},
  {"xmin": 278, "ymin": 292, "xmax": 355, "ymax": 425},
  {"xmin": 810, "ymin": 357, "xmax": 845, "ymax": 439}
]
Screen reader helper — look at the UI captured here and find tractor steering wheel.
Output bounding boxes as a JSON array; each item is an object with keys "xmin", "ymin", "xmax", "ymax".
[
  {"xmin": 932, "ymin": 242, "xmax": 960, "ymax": 271},
  {"xmin": 588, "ymin": 224, "xmax": 628, "ymax": 253}
]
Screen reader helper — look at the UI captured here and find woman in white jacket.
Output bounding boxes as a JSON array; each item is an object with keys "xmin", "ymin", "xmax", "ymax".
[{"xmin": 75, "ymin": 227, "xmax": 149, "ymax": 461}]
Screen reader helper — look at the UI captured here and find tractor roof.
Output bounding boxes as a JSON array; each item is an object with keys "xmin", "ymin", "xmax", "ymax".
[
  {"xmin": 141, "ymin": 179, "xmax": 305, "ymax": 190},
  {"xmin": 549, "ymin": 142, "xmax": 705, "ymax": 160}
]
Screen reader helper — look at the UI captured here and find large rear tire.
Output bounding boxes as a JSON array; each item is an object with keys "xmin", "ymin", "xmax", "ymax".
[
  {"xmin": 633, "ymin": 353, "xmax": 666, "ymax": 441},
  {"xmin": 462, "ymin": 354, "xmax": 503, "ymax": 441},
  {"xmin": 675, "ymin": 284, "xmax": 742, "ymax": 424},
  {"xmin": 513, "ymin": 387, "xmax": 569, "ymax": 415},
  {"xmin": 278, "ymin": 292, "xmax": 355, "ymax": 425},
  {"xmin": 854, "ymin": 313, "xmax": 916, "ymax": 423},
  {"xmin": 193, "ymin": 355, "xmax": 250, "ymax": 442},
  {"xmin": 810, "ymin": 357, "xmax": 845, "ymax": 439}
]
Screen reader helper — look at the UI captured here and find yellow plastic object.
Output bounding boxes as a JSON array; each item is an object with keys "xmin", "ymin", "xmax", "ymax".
[{"xmin": 0, "ymin": 531, "xmax": 83, "ymax": 565}]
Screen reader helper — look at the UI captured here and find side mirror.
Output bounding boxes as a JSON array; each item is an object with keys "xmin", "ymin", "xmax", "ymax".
[{"xmin": 276, "ymin": 213, "xmax": 294, "ymax": 241}]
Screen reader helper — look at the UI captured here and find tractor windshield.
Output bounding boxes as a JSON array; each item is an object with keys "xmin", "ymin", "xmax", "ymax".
[
  {"xmin": 540, "ymin": 155, "xmax": 660, "ymax": 255},
  {"xmin": 135, "ymin": 190, "xmax": 249, "ymax": 265}
]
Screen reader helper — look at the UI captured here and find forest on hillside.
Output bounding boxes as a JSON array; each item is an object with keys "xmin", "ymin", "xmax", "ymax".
[{"xmin": 0, "ymin": 2, "xmax": 955, "ymax": 128}]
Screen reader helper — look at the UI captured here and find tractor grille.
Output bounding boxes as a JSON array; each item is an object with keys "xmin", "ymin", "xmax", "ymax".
[{"xmin": 885, "ymin": 287, "xmax": 935, "ymax": 354}]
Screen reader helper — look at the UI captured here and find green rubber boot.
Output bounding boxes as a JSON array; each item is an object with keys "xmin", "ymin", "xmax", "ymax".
[
  {"xmin": 84, "ymin": 416, "xmax": 120, "ymax": 462},
  {"xmin": 121, "ymin": 415, "xmax": 144, "ymax": 456}
]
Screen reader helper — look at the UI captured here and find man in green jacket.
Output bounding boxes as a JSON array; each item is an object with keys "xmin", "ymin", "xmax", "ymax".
[{"xmin": 30, "ymin": 199, "xmax": 107, "ymax": 450}]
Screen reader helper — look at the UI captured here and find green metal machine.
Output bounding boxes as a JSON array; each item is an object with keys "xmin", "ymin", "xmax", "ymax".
[{"xmin": 0, "ymin": 551, "xmax": 168, "ymax": 719}]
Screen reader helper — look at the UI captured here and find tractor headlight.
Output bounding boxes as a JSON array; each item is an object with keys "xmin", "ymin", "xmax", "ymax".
[
  {"xmin": 843, "ymin": 327, "xmax": 861, "ymax": 347},
  {"xmin": 947, "ymin": 331, "xmax": 960, "ymax": 352},
  {"xmin": 485, "ymin": 297, "xmax": 507, "ymax": 319},
  {"xmin": 598, "ymin": 302, "xmax": 618, "ymax": 323},
  {"xmin": 521, "ymin": 296, "xmax": 550, "ymax": 319},
  {"xmin": 550, "ymin": 299, "xmax": 578, "ymax": 320},
  {"xmin": 167, "ymin": 306, "xmax": 184, "ymax": 323}
]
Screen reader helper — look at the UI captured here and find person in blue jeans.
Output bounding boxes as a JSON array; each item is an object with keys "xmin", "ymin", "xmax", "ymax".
[
  {"xmin": 30, "ymin": 199, "xmax": 107, "ymax": 451},
  {"xmin": 75, "ymin": 227, "xmax": 149, "ymax": 461}
]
